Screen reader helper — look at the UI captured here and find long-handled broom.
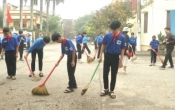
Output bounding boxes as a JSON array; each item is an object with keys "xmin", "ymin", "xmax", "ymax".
[
  {"xmin": 32, "ymin": 60, "xmax": 60, "ymax": 95},
  {"xmin": 130, "ymin": 46, "xmax": 137, "ymax": 61},
  {"xmin": 82, "ymin": 48, "xmax": 94, "ymax": 63},
  {"xmin": 151, "ymin": 48, "xmax": 164, "ymax": 64},
  {"xmin": 25, "ymin": 59, "xmax": 41, "ymax": 81},
  {"xmin": 81, "ymin": 62, "xmax": 101, "ymax": 95}
]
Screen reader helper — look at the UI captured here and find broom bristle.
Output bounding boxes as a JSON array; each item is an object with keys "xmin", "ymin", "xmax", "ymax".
[
  {"xmin": 31, "ymin": 76, "xmax": 41, "ymax": 82},
  {"xmin": 131, "ymin": 55, "xmax": 137, "ymax": 61},
  {"xmin": 87, "ymin": 57, "xmax": 95, "ymax": 63},
  {"xmin": 81, "ymin": 85, "xmax": 89, "ymax": 95},
  {"xmin": 32, "ymin": 85, "xmax": 49, "ymax": 95}
]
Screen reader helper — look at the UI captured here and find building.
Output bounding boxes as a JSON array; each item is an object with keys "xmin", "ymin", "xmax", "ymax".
[
  {"xmin": 129, "ymin": 0, "xmax": 175, "ymax": 51},
  {"xmin": 7, "ymin": 3, "xmax": 47, "ymax": 30}
]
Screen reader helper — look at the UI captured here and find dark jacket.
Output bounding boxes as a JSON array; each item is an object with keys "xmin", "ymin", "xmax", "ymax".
[
  {"xmin": 122, "ymin": 33, "xmax": 129, "ymax": 55},
  {"xmin": 164, "ymin": 33, "xmax": 175, "ymax": 48}
]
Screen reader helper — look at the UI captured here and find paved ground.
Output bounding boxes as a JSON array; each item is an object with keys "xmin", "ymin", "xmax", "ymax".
[{"xmin": 0, "ymin": 43, "xmax": 175, "ymax": 110}]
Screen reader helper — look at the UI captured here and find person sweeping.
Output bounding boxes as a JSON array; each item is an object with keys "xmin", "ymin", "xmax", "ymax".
[
  {"xmin": 149, "ymin": 35, "xmax": 159, "ymax": 66},
  {"xmin": 76, "ymin": 33, "xmax": 84, "ymax": 63},
  {"xmin": 52, "ymin": 32, "xmax": 77, "ymax": 93},
  {"xmin": 24, "ymin": 36, "xmax": 50, "ymax": 77},
  {"xmin": 97, "ymin": 32, "xmax": 104, "ymax": 59},
  {"xmin": 1, "ymin": 27, "xmax": 19, "ymax": 80},
  {"xmin": 82, "ymin": 35, "xmax": 91, "ymax": 54},
  {"xmin": 17, "ymin": 30, "xmax": 26, "ymax": 61},
  {"xmin": 99, "ymin": 20, "xmax": 126, "ymax": 99}
]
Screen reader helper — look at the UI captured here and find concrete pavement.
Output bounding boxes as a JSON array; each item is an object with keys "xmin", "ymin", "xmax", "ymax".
[{"xmin": 0, "ymin": 43, "xmax": 175, "ymax": 110}]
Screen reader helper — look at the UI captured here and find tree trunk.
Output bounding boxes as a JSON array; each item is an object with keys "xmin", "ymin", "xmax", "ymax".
[
  {"xmin": 53, "ymin": 0, "xmax": 55, "ymax": 16},
  {"xmin": 20, "ymin": 0, "xmax": 23, "ymax": 29},
  {"xmin": 30, "ymin": 0, "xmax": 34, "ymax": 30},
  {"xmin": 40, "ymin": 0, "xmax": 43, "ymax": 31},
  {"xmin": 3, "ymin": 0, "xmax": 7, "ymax": 27},
  {"xmin": 46, "ymin": 0, "xmax": 50, "ymax": 32}
]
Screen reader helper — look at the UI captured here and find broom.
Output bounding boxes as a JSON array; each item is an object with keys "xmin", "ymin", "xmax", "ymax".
[
  {"xmin": 151, "ymin": 48, "xmax": 164, "ymax": 64},
  {"xmin": 32, "ymin": 60, "xmax": 60, "ymax": 95},
  {"xmin": 81, "ymin": 62, "xmax": 101, "ymax": 95},
  {"xmin": 130, "ymin": 46, "xmax": 137, "ymax": 61},
  {"xmin": 25, "ymin": 59, "xmax": 41, "ymax": 81},
  {"xmin": 83, "ymin": 48, "xmax": 94, "ymax": 63}
]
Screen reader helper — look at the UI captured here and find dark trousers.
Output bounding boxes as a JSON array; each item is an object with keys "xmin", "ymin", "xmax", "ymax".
[
  {"xmin": 82, "ymin": 43, "xmax": 91, "ymax": 54},
  {"xmin": 27, "ymin": 42, "xmax": 30, "ymax": 50},
  {"xmin": 94, "ymin": 42, "xmax": 97, "ymax": 49},
  {"xmin": 97, "ymin": 43, "xmax": 102, "ymax": 58},
  {"xmin": 76, "ymin": 44, "xmax": 82, "ymax": 59},
  {"xmin": 129, "ymin": 44, "xmax": 136, "ymax": 56},
  {"xmin": 163, "ymin": 47, "xmax": 174, "ymax": 67},
  {"xmin": 5, "ymin": 50, "xmax": 16, "ymax": 76},
  {"xmin": 67, "ymin": 55, "xmax": 77, "ymax": 88},
  {"xmin": 19, "ymin": 43, "xmax": 24, "ymax": 59},
  {"xmin": 0, "ymin": 43, "xmax": 2, "ymax": 53},
  {"xmin": 151, "ymin": 49, "xmax": 157, "ymax": 63},
  {"xmin": 103, "ymin": 53, "xmax": 119, "ymax": 91},
  {"xmin": 31, "ymin": 49, "xmax": 43, "ymax": 72}
]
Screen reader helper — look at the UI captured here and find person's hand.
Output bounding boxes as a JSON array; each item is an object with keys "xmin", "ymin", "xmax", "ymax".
[
  {"xmin": 118, "ymin": 61, "xmax": 123, "ymax": 68},
  {"xmin": 166, "ymin": 42, "xmax": 169, "ymax": 44},
  {"xmin": 55, "ymin": 62, "xmax": 59, "ymax": 67},
  {"xmin": 130, "ymin": 45, "xmax": 132, "ymax": 47},
  {"xmin": 24, "ymin": 55, "xmax": 27, "ymax": 59},
  {"xmin": 16, "ymin": 53, "xmax": 18, "ymax": 58},
  {"xmin": 71, "ymin": 61, "xmax": 75, "ymax": 67},
  {"xmin": 99, "ymin": 56, "xmax": 102, "ymax": 62}
]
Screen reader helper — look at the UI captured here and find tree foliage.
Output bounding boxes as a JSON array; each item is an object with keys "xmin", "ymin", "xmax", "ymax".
[{"xmin": 0, "ymin": 9, "xmax": 3, "ymax": 28}]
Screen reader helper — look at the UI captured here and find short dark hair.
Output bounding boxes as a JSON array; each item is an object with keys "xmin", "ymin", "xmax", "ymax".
[
  {"xmin": 100, "ymin": 32, "xmax": 104, "ymax": 35},
  {"xmin": 52, "ymin": 32, "xmax": 61, "ymax": 42},
  {"xmin": 131, "ymin": 32, "xmax": 134, "ymax": 35},
  {"xmin": 152, "ymin": 35, "xmax": 156, "ymax": 38},
  {"xmin": 164, "ymin": 27, "xmax": 170, "ymax": 31},
  {"xmin": 82, "ymin": 32, "xmax": 87, "ymax": 35},
  {"xmin": 19, "ymin": 30, "xmax": 23, "ymax": 34},
  {"xmin": 109, "ymin": 20, "xmax": 121, "ymax": 30},
  {"xmin": 43, "ymin": 36, "xmax": 50, "ymax": 43},
  {"xmin": 3, "ymin": 27, "xmax": 10, "ymax": 33}
]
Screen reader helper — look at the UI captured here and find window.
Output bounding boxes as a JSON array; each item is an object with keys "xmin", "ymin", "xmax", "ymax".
[
  {"xmin": 144, "ymin": 12, "xmax": 148, "ymax": 33},
  {"xmin": 166, "ymin": 11, "xmax": 170, "ymax": 27}
]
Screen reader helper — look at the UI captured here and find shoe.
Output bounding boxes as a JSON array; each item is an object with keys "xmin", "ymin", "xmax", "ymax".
[
  {"xmin": 78, "ymin": 61, "xmax": 83, "ymax": 64},
  {"xmin": 160, "ymin": 66, "xmax": 165, "ymax": 70},
  {"xmin": 149, "ymin": 64, "xmax": 152, "ymax": 66},
  {"xmin": 11, "ymin": 76, "xmax": 16, "ymax": 80},
  {"xmin": 29, "ymin": 73, "xmax": 35, "ymax": 77},
  {"xmin": 168, "ymin": 66, "xmax": 174, "ymax": 69},
  {"xmin": 6, "ymin": 76, "xmax": 11, "ymax": 79},
  {"xmin": 153, "ymin": 63, "xmax": 155, "ymax": 66}
]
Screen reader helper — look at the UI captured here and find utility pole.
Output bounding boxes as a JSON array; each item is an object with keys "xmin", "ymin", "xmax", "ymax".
[
  {"xmin": 30, "ymin": 0, "xmax": 34, "ymax": 30},
  {"xmin": 137, "ymin": 0, "xmax": 141, "ymax": 51},
  {"xmin": 3, "ymin": 0, "xmax": 7, "ymax": 27},
  {"xmin": 40, "ymin": 0, "xmax": 43, "ymax": 31},
  {"xmin": 20, "ymin": 0, "xmax": 23, "ymax": 30}
]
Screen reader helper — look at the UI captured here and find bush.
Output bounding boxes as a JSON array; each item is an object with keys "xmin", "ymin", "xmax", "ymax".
[{"xmin": 157, "ymin": 31, "xmax": 165, "ymax": 43}]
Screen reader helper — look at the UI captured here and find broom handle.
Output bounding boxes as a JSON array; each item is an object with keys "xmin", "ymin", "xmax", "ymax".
[
  {"xmin": 40, "ymin": 60, "xmax": 60, "ymax": 86},
  {"xmin": 151, "ymin": 48, "xmax": 164, "ymax": 63},
  {"xmin": 82, "ymin": 47, "xmax": 89, "ymax": 57},
  {"xmin": 89, "ymin": 62, "xmax": 101, "ymax": 83},
  {"xmin": 25, "ymin": 58, "xmax": 34, "ymax": 77}
]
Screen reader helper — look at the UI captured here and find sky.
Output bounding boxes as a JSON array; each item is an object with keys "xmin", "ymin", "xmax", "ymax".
[{"xmin": 0, "ymin": 0, "xmax": 113, "ymax": 19}]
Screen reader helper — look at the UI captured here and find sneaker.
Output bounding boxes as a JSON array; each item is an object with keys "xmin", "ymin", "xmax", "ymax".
[
  {"xmin": 6, "ymin": 76, "xmax": 11, "ymax": 79},
  {"xmin": 160, "ymin": 66, "xmax": 165, "ymax": 70},
  {"xmin": 11, "ymin": 76, "xmax": 16, "ymax": 80},
  {"xmin": 149, "ymin": 64, "xmax": 152, "ymax": 66},
  {"xmin": 168, "ymin": 66, "xmax": 174, "ymax": 69}
]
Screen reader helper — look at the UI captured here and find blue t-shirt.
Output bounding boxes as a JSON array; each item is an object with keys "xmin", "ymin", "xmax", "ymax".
[
  {"xmin": 28, "ymin": 38, "xmax": 45, "ymax": 53},
  {"xmin": 76, "ymin": 35, "xmax": 83, "ymax": 44},
  {"xmin": 61, "ymin": 38, "xmax": 76, "ymax": 55},
  {"xmin": 17, "ymin": 35, "xmax": 26, "ymax": 44},
  {"xmin": 150, "ymin": 40, "xmax": 159, "ymax": 49},
  {"xmin": 27, "ymin": 36, "xmax": 31, "ymax": 43},
  {"xmin": 97, "ymin": 36, "xmax": 103, "ymax": 44},
  {"xmin": 102, "ymin": 32, "xmax": 126, "ymax": 54},
  {"xmin": 83, "ymin": 37, "xmax": 90, "ymax": 43},
  {"xmin": 2, "ymin": 35, "xmax": 19, "ymax": 51},
  {"xmin": 129, "ymin": 37, "xmax": 137, "ymax": 46},
  {"xmin": 94, "ymin": 37, "xmax": 98, "ymax": 43}
]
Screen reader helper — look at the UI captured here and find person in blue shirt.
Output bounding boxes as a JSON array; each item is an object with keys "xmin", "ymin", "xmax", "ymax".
[
  {"xmin": 24, "ymin": 36, "xmax": 50, "ymax": 77},
  {"xmin": 82, "ymin": 35, "xmax": 91, "ymax": 54},
  {"xmin": 129, "ymin": 32, "xmax": 137, "ymax": 56},
  {"xmin": 149, "ymin": 35, "xmax": 159, "ymax": 66},
  {"xmin": 94, "ymin": 36, "xmax": 98, "ymax": 50},
  {"xmin": 27, "ymin": 33, "xmax": 31, "ymax": 49},
  {"xmin": 76, "ymin": 32, "xmax": 85, "ymax": 63},
  {"xmin": 0, "ymin": 33, "xmax": 3, "ymax": 54},
  {"xmin": 52, "ymin": 32, "xmax": 77, "ymax": 93},
  {"xmin": 17, "ymin": 30, "xmax": 26, "ymax": 61},
  {"xmin": 96, "ymin": 32, "xmax": 104, "ymax": 59},
  {"xmin": 99, "ymin": 20, "xmax": 126, "ymax": 99},
  {"xmin": 1, "ymin": 27, "xmax": 19, "ymax": 80}
]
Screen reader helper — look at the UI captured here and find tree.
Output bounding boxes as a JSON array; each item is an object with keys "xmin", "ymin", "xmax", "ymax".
[
  {"xmin": 48, "ymin": 15, "xmax": 62, "ymax": 33},
  {"xmin": 3, "ymin": 0, "xmax": 7, "ymax": 27},
  {"xmin": 40, "ymin": 0, "xmax": 43, "ymax": 31},
  {"xmin": 30, "ymin": 0, "xmax": 34, "ymax": 30},
  {"xmin": 45, "ymin": 0, "xmax": 50, "ymax": 32},
  {"xmin": 53, "ymin": 0, "xmax": 64, "ymax": 16},
  {"xmin": 20, "ymin": 0, "xmax": 23, "ymax": 29},
  {"xmin": 0, "ymin": 9, "xmax": 3, "ymax": 28}
]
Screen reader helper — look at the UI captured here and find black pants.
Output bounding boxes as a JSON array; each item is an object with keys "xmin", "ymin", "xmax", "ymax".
[
  {"xmin": 151, "ymin": 49, "xmax": 157, "ymax": 63},
  {"xmin": 0, "ymin": 43, "xmax": 2, "ymax": 53},
  {"xmin": 5, "ymin": 50, "xmax": 16, "ymax": 76},
  {"xmin": 27, "ymin": 42, "xmax": 30, "ymax": 50},
  {"xmin": 31, "ymin": 49, "xmax": 43, "ymax": 72},
  {"xmin": 129, "ymin": 44, "xmax": 136, "ymax": 56},
  {"xmin": 82, "ymin": 43, "xmax": 91, "ymax": 54},
  {"xmin": 94, "ymin": 42, "xmax": 97, "ymax": 49},
  {"xmin": 103, "ymin": 53, "xmax": 119, "ymax": 91},
  {"xmin": 67, "ymin": 55, "xmax": 77, "ymax": 88},
  {"xmin": 97, "ymin": 43, "xmax": 102, "ymax": 58},
  {"xmin": 19, "ymin": 43, "xmax": 24, "ymax": 59},
  {"xmin": 76, "ymin": 44, "xmax": 82, "ymax": 59},
  {"xmin": 163, "ymin": 47, "xmax": 174, "ymax": 67}
]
